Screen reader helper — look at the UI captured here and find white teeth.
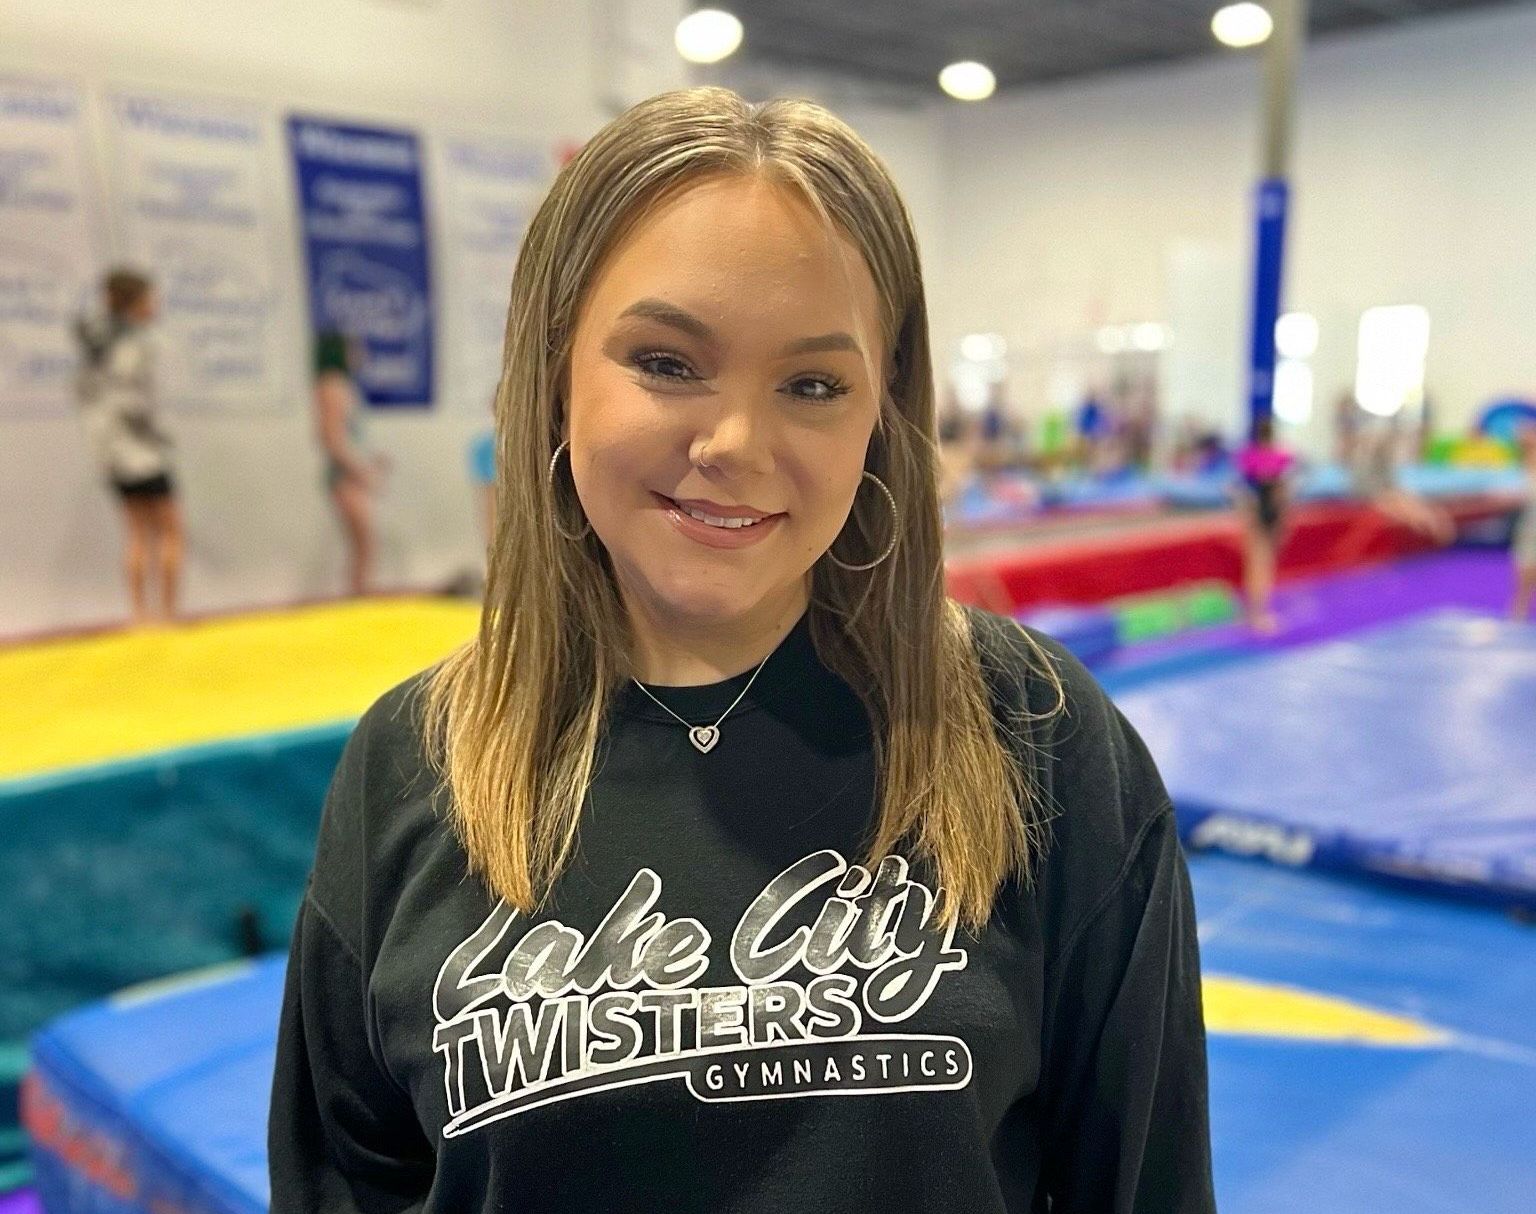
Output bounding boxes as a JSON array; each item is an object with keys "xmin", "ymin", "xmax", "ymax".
[{"xmin": 679, "ymin": 503, "xmax": 761, "ymax": 529}]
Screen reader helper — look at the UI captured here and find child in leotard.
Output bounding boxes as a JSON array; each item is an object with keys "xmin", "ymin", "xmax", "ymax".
[{"xmin": 1234, "ymin": 416, "xmax": 1296, "ymax": 634}]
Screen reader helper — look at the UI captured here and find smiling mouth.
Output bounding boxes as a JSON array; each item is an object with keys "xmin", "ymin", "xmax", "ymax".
[{"xmin": 654, "ymin": 494, "xmax": 782, "ymax": 530}]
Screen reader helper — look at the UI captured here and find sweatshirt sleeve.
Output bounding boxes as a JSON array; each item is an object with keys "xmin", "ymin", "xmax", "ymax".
[
  {"xmin": 1035, "ymin": 805, "xmax": 1214, "ymax": 1212},
  {"xmin": 964, "ymin": 608, "xmax": 1214, "ymax": 1209},
  {"xmin": 268, "ymin": 705, "xmax": 436, "ymax": 1213},
  {"xmin": 268, "ymin": 891, "xmax": 435, "ymax": 1214}
]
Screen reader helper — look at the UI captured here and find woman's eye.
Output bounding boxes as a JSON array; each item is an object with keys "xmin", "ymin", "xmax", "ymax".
[
  {"xmin": 791, "ymin": 377, "xmax": 853, "ymax": 403},
  {"xmin": 631, "ymin": 352, "xmax": 851, "ymax": 403},
  {"xmin": 633, "ymin": 353, "xmax": 694, "ymax": 382}
]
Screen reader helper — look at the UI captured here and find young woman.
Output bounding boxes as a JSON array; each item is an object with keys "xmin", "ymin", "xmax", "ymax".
[
  {"xmin": 1234, "ymin": 415, "xmax": 1296, "ymax": 634},
  {"xmin": 269, "ymin": 88, "xmax": 1213, "ymax": 1212},
  {"xmin": 313, "ymin": 330, "xmax": 387, "ymax": 596},
  {"xmin": 74, "ymin": 268, "xmax": 184, "ymax": 625}
]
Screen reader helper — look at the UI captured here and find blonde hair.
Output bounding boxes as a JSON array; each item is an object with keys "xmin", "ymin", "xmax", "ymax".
[{"xmin": 423, "ymin": 86, "xmax": 1060, "ymax": 933}]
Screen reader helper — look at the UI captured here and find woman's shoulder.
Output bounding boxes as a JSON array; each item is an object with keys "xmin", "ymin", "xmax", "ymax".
[
  {"xmin": 336, "ymin": 668, "xmax": 442, "ymax": 816},
  {"xmin": 314, "ymin": 368, "xmax": 357, "ymax": 405},
  {"xmin": 959, "ymin": 601, "xmax": 1138, "ymax": 791},
  {"xmin": 323, "ymin": 667, "xmax": 436, "ymax": 809},
  {"xmin": 306, "ymin": 667, "xmax": 443, "ymax": 951},
  {"xmin": 958, "ymin": 602, "xmax": 1176, "ymax": 918},
  {"xmin": 957, "ymin": 601, "xmax": 1106, "ymax": 727}
]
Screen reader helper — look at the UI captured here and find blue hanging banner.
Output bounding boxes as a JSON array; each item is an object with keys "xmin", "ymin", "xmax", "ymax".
[
  {"xmin": 1245, "ymin": 177, "xmax": 1289, "ymax": 432},
  {"xmin": 287, "ymin": 115, "xmax": 435, "ymax": 407}
]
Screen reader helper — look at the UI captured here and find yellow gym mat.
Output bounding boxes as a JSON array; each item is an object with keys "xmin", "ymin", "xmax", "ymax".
[
  {"xmin": 1202, "ymin": 974, "xmax": 1450, "ymax": 1047},
  {"xmin": 1, "ymin": 597, "xmax": 479, "ymax": 782}
]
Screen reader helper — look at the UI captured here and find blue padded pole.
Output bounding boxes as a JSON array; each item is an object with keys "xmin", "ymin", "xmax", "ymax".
[{"xmin": 1245, "ymin": 0, "xmax": 1308, "ymax": 436}]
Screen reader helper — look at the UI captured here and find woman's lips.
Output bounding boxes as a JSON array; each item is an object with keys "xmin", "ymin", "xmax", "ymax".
[
  {"xmin": 652, "ymin": 492, "xmax": 784, "ymax": 549},
  {"xmin": 669, "ymin": 496, "xmax": 776, "ymax": 521}
]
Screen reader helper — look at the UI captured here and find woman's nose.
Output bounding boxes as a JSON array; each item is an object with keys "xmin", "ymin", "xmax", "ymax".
[{"xmin": 693, "ymin": 400, "xmax": 775, "ymax": 476}]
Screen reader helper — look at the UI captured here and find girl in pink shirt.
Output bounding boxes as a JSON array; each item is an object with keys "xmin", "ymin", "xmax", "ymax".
[{"xmin": 1234, "ymin": 416, "xmax": 1297, "ymax": 634}]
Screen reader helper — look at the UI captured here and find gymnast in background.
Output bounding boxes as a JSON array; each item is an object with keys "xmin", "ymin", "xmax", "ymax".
[
  {"xmin": 313, "ymin": 330, "xmax": 389, "ymax": 597},
  {"xmin": 1349, "ymin": 420, "xmax": 1454, "ymax": 546},
  {"xmin": 73, "ymin": 267, "xmax": 184, "ymax": 626},
  {"xmin": 1233, "ymin": 415, "xmax": 1296, "ymax": 635}
]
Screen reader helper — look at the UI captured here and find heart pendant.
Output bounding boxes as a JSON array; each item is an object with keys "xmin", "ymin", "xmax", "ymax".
[{"xmin": 689, "ymin": 726, "xmax": 720, "ymax": 754}]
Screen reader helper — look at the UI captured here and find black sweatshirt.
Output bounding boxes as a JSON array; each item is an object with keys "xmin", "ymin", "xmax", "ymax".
[{"xmin": 268, "ymin": 606, "xmax": 1213, "ymax": 1213}]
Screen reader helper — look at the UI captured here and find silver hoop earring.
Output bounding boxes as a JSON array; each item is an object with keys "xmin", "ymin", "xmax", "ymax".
[
  {"xmin": 827, "ymin": 470, "xmax": 899, "ymax": 572},
  {"xmin": 547, "ymin": 440, "xmax": 591, "ymax": 542}
]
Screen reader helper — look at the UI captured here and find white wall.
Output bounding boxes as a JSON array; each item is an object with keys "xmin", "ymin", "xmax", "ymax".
[
  {"xmin": 934, "ymin": 2, "xmax": 1536, "ymax": 455},
  {"xmin": 0, "ymin": 0, "xmax": 688, "ymax": 638}
]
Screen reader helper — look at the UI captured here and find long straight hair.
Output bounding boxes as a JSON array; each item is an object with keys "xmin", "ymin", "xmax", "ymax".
[{"xmin": 422, "ymin": 87, "xmax": 1060, "ymax": 934}]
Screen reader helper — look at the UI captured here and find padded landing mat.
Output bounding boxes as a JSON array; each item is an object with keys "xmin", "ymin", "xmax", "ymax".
[
  {"xmin": 1117, "ymin": 611, "xmax": 1536, "ymax": 909},
  {"xmin": 23, "ymin": 855, "xmax": 1536, "ymax": 1213},
  {"xmin": 24, "ymin": 960, "xmax": 281, "ymax": 1214},
  {"xmin": 0, "ymin": 597, "xmax": 477, "ymax": 784},
  {"xmin": 1198, "ymin": 855, "xmax": 1536, "ymax": 1213},
  {"xmin": 0, "ymin": 596, "xmax": 477, "ymax": 1181}
]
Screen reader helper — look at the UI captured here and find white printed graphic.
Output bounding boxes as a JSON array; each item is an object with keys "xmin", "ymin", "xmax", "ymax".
[{"xmin": 432, "ymin": 850, "xmax": 973, "ymax": 1138}]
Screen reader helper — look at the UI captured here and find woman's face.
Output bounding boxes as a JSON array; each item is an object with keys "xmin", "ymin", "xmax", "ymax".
[{"xmin": 565, "ymin": 174, "xmax": 886, "ymax": 636}]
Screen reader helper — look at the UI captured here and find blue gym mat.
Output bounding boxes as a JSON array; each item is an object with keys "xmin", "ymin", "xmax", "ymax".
[
  {"xmin": 1117, "ymin": 610, "xmax": 1536, "ymax": 911},
  {"xmin": 1198, "ymin": 854, "xmax": 1536, "ymax": 1213},
  {"xmin": 25, "ymin": 960, "xmax": 280, "ymax": 1214},
  {"xmin": 24, "ymin": 852, "xmax": 1536, "ymax": 1214}
]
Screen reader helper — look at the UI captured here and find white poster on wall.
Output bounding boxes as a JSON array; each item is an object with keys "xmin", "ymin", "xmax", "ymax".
[
  {"xmin": 437, "ymin": 133, "xmax": 555, "ymax": 414},
  {"xmin": 106, "ymin": 91, "xmax": 288, "ymax": 413},
  {"xmin": 0, "ymin": 78, "xmax": 104, "ymax": 420}
]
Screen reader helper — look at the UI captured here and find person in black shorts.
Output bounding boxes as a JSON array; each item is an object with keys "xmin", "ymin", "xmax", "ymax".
[
  {"xmin": 74, "ymin": 268, "xmax": 184, "ymax": 625},
  {"xmin": 1234, "ymin": 415, "xmax": 1296, "ymax": 634}
]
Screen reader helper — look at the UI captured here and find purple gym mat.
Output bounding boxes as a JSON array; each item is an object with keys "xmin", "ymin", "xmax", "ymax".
[
  {"xmin": 1119, "ymin": 609, "xmax": 1536, "ymax": 910},
  {"xmin": 0, "ymin": 1189, "xmax": 39, "ymax": 1214},
  {"xmin": 1097, "ymin": 550, "xmax": 1516, "ymax": 690}
]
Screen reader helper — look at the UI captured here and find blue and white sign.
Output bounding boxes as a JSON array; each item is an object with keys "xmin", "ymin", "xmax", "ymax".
[
  {"xmin": 107, "ymin": 92, "xmax": 287, "ymax": 412},
  {"xmin": 287, "ymin": 115, "xmax": 435, "ymax": 407},
  {"xmin": 0, "ymin": 78, "xmax": 104, "ymax": 419},
  {"xmin": 438, "ymin": 132, "xmax": 554, "ymax": 413}
]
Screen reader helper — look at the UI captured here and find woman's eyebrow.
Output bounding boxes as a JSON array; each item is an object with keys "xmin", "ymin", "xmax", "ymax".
[{"xmin": 616, "ymin": 297, "xmax": 860, "ymax": 356}]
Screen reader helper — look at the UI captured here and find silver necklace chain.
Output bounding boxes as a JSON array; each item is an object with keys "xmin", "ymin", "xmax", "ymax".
[{"xmin": 631, "ymin": 650, "xmax": 773, "ymax": 754}]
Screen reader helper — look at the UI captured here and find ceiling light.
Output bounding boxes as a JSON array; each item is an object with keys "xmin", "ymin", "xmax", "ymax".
[
  {"xmin": 1212, "ymin": 3, "xmax": 1273, "ymax": 49},
  {"xmin": 939, "ymin": 61, "xmax": 996, "ymax": 102},
  {"xmin": 675, "ymin": 9, "xmax": 743, "ymax": 65}
]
